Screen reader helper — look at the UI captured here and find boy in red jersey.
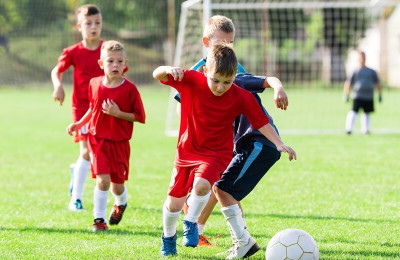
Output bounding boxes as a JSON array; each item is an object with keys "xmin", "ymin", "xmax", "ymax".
[
  {"xmin": 153, "ymin": 43, "xmax": 296, "ymax": 256},
  {"xmin": 51, "ymin": 5, "xmax": 104, "ymax": 211},
  {"xmin": 67, "ymin": 40, "xmax": 145, "ymax": 231}
]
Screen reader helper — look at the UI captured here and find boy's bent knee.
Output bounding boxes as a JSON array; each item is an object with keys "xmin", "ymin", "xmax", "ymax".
[{"xmin": 193, "ymin": 178, "xmax": 211, "ymax": 196}]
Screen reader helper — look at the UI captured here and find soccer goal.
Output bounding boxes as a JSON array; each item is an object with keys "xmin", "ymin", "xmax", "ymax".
[{"xmin": 166, "ymin": 0, "xmax": 400, "ymax": 136}]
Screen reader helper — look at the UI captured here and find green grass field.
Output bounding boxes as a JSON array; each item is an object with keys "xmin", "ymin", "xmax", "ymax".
[{"xmin": 0, "ymin": 86, "xmax": 399, "ymax": 260}]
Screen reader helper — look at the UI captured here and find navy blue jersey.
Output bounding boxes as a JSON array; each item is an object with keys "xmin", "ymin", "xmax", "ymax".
[{"xmin": 233, "ymin": 73, "xmax": 279, "ymax": 152}]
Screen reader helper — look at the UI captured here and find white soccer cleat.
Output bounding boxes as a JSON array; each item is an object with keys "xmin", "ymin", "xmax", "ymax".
[{"xmin": 226, "ymin": 237, "xmax": 260, "ymax": 259}]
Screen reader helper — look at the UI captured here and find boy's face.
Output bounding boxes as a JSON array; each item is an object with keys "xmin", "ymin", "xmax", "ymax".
[
  {"xmin": 204, "ymin": 64, "xmax": 235, "ymax": 96},
  {"xmin": 98, "ymin": 50, "xmax": 127, "ymax": 79},
  {"xmin": 78, "ymin": 13, "xmax": 102, "ymax": 41},
  {"xmin": 204, "ymin": 30, "xmax": 235, "ymax": 48}
]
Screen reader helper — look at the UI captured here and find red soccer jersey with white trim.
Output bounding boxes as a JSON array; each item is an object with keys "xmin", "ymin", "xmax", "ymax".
[
  {"xmin": 57, "ymin": 41, "xmax": 105, "ymax": 121},
  {"xmin": 88, "ymin": 76, "xmax": 145, "ymax": 141},
  {"xmin": 161, "ymin": 70, "xmax": 269, "ymax": 171}
]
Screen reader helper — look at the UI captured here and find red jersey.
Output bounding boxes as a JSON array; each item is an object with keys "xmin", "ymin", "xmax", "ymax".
[
  {"xmin": 57, "ymin": 41, "xmax": 105, "ymax": 121},
  {"xmin": 162, "ymin": 70, "xmax": 269, "ymax": 171},
  {"xmin": 88, "ymin": 76, "xmax": 146, "ymax": 142}
]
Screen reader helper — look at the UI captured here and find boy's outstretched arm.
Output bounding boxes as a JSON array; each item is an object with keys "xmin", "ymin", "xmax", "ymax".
[
  {"xmin": 258, "ymin": 123, "xmax": 297, "ymax": 161},
  {"xmin": 153, "ymin": 66, "xmax": 184, "ymax": 82},
  {"xmin": 263, "ymin": 77, "xmax": 288, "ymax": 110},
  {"xmin": 51, "ymin": 65, "xmax": 65, "ymax": 106}
]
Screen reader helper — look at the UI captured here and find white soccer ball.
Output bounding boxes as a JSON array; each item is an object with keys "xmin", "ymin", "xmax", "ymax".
[{"xmin": 265, "ymin": 229, "xmax": 319, "ymax": 260}]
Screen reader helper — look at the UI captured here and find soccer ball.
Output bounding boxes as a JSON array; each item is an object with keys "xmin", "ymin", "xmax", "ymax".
[{"xmin": 265, "ymin": 229, "xmax": 319, "ymax": 260}]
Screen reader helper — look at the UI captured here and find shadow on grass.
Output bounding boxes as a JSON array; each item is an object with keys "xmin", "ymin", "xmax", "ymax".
[
  {"xmin": 245, "ymin": 212, "xmax": 398, "ymax": 225},
  {"xmin": 0, "ymin": 226, "xmax": 162, "ymax": 238},
  {"xmin": 320, "ymin": 248, "xmax": 400, "ymax": 259}
]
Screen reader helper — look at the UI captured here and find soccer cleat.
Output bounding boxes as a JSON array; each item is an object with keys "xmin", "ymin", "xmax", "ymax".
[
  {"xmin": 182, "ymin": 220, "xmax": 199, "ymax": 247},
  {"xmin": 68, "ymin": 199, "xmax": 84, "ymax": 211},
  {"xmin": 226, "ymin": 237, "xmax": 260, "ymax": 259},
  {"xmin": 69, "ymin": 163, "xmax": 75, "ymax": 196},
  {"xmin": 109, "ymin": 204, "xmax": 127, "ymax": 225},
  {"xmin": 92, "ymin": 218, "xmax": 109, "ymax": 232},
  {"xmin": 198, "ymin": 234, "xmax": 218, "ymax": 247},
  {"xmin": 161, "ymin": 233, "xmax": 177, "ymax": 256},
  {"xmin": 216, "ymin": 245, "xmax": 235, "ymax": 257}
]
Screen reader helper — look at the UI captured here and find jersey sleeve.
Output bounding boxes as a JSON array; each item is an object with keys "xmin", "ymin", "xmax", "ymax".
[
  {"xmin": 373, "ymin": 70, "xmax": 380, "ymax": 84},
  {"xmin": 234, "ymin": 73, "xmax": 265, "ymax": 94},
  {"xmin": 57, "ymin": 47, "xmax": 73, "ymax": 73},
  {"xmin": 131, "ymin": 87, "xmax": 146, "ymax": 124}
]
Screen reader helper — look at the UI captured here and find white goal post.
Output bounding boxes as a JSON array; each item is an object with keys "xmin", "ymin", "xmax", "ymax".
[{"xmin": 165, "ymin": 0, "xmax": 400, "ymax": 136}]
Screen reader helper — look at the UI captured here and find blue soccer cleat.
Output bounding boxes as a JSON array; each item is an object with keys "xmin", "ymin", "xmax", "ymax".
[
  {"xmin": 182, "ymin": 220, "xmax": 199, "ymax": 247},
  {"xmin": 161, "ymin": 233, "xmax": 177, "ymax": 256}
]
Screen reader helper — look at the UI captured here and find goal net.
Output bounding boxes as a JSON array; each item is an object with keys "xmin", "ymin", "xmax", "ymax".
[{"xmin": 166, "ymin": 0, "xmax": 400, "ymax": 136}]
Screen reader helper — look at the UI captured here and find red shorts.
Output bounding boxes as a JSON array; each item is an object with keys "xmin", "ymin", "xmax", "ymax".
[
  {"xmin": 74, "ymin": 123, "xmax": 89, "ymax": 143},
  {"xmin": 168, "ymin": 163, "xmax": 222, "ymax": 198},
  {"xmin": 88, "ymin": 135, "xmax": 130, "ymax": 184}
]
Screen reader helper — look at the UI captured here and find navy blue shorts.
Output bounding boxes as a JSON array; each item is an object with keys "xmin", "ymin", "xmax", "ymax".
[
  {"xmin": 353, "ymin": 98, "xmax": 374, "ymax": 113},
  {"xmin": 215, "ymin": 141, "xmax": 281, "ymax": 201}
]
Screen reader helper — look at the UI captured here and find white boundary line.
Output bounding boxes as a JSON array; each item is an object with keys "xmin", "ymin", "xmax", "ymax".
[{"xmin": 280, "ymin": 129, "xmax": 400, "ymax": 135}]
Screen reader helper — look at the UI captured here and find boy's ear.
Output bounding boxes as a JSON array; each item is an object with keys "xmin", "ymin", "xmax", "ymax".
[
  {"xmin": 202, "ymin": 37, "xmax": 210, "ymax": 48},
  {"xmin": 203, "ymin": 65, "xmax": 208, "ymax": 76},
  {"xmin": 76, "ymin": 23, "xmax": 82, "ymax": 32},
  {"xmin": 98, "ymin": 59, "xmax": 103, "ymax": 69}
]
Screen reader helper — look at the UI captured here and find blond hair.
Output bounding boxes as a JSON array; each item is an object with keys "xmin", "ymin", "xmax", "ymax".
[
  {"xmin": 100, "ymin": 40, "xmax": 126, "ymax": 59},
  {"xmin": 206, "ymin": 43, "xmax": 237, "ymax": 77},
  {"xmin": 76, "ymin": 4, "xmax": 101, "ymax": 24},
  {"xmin": 203, "ymin": 15, "xmax": 235, "ymax": 39}
]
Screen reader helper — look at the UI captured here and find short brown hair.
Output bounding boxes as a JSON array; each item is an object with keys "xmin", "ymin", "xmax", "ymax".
[
  {"xmin": 203, "ymin": 15, "xmax": 235, "ymax": 39},
  {"xmin": 100, "ymin": 40, "xmax": 126, "ymax": 59},
  {"xmin": 206, "ymin": 43, "xmax": 237, "ymax": 77},
  {"xmin": 76, "ymin": 4, "xmax": 101, "ymax": 24}
]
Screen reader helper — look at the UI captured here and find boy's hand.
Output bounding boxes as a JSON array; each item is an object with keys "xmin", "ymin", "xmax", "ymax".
[
  {"xmin": 276, "ymin": 144, "xmax": 297, "ymax": 161},
  {"xmin": 274, "ymin": 87, "xmax": 288, "ymax": 110},
  {"xmin": 167, "ymin": 67, "xmax": 184, "ymax": 81},
  {"xmin": 343, "ymin": 95, "xmax": 349, "ymax": 102},
  {"xmin": 102, "ymin": 99, "xmax": 120, "ymax": 117},
  {"xmin": 53, "ymin": 85, "xmax": 65, "ymax": 106},
  {"xmin": 66, "ymin": 123, "xmax": 79, "ymax": 136}
]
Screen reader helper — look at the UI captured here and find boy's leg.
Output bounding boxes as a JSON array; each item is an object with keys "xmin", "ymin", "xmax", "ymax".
[
  {"xmin": 215, "ymin": 187, "xmax": 259, "ymax": 259},
  {"xmin": 197, "ymin": 192, "xmax": 219, "ymax": 247},
  {"xmin": 93, "ymin": 174, "xmax": 110, "ymax": 232},
  {"xmin": 345, "ymin": 110, "xmax": 357, "ymax": 134},
  {"xmin": 161, "ymin": 196, "xmax": 185, "ymax": 256},
  {"xmin": 361, "ymin": 112, "xmax": 370, "ymax": 134},
  {"xmin": 109, "ymin": 184, "xmax": 128, "ymax": 225},
  {"xmin": 183, "ymin": 177, "xmax": 211, "ymax": 247},
  {"xmin": 69, "ymin": 141, "xmax": 90, "ymax": 211}
]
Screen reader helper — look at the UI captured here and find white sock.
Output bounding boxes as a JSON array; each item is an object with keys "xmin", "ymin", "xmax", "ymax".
[
  {"xmin": 71, "ymin": 157, "xmax": 90, "ymax": 201},
  {"xmin": 221, "ymin": 204, "xmax": 250, "ymax": 245},
  {"xmin": 93, "ymin": 187, "xmax": 108, "ymax": 221},
  {"xmin": 361, "ymin": 113, "xmax": 370, "ymax": 134},
  {"xmin": 112, "ymin": 186, "xmax": 128, "ymax": 206},
  {"xmin": 163, "ymin": 203, "xmax": 181, "ymax": 238},
  {"xmin": 198, "ymin": 223, "xmax": 205, "ymax": 235},
  {"xmin": 345, "ymin": 110, "xmax": 357, "ymax": 133},
  {"xmin": 346, "ymin": 110, "xmax": 357, "ymax": 132},
  {"xmin": 184, "ymin": 191, "xmax": 211, "ymax": 223}
]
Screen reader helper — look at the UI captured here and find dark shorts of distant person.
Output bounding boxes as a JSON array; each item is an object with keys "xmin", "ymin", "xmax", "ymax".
[
  {"xmin": 215, "ymin": 141, "xmax": 281, "ymax": 201},
  {"xmin": 352, "ymin": 98, "xmax": 374, "ymax": 113}
]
